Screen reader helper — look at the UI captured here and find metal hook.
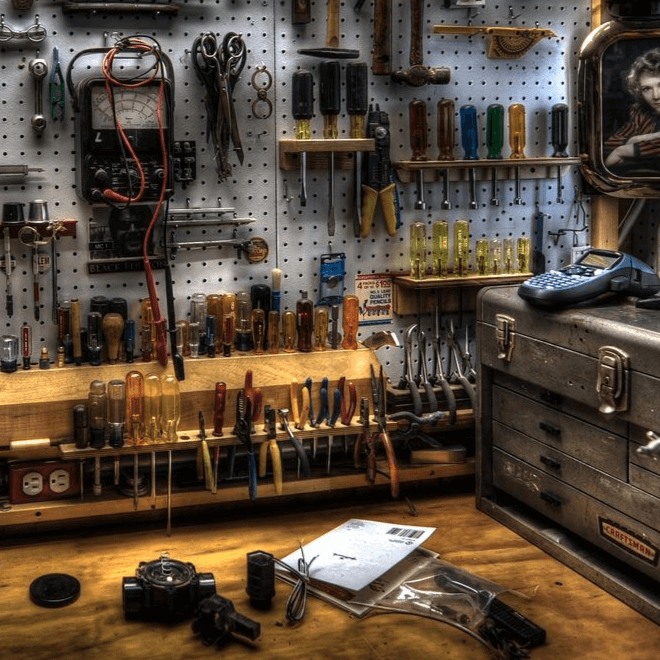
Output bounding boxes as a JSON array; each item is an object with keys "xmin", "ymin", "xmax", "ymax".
[
  {"xmin": 509, "ymin": 6, "xmax": 523, "ymax": 20},
  {"xmin": 283, "ymin": 181, "xmax": 293, "ymax": 203}
]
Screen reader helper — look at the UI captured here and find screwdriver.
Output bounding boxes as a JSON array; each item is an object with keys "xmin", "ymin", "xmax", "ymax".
[
  {"xmin": 508, "ymin": 103, "xmax": 526, "ymax": 204},
  {"xmin": 459, "ymin": 105, "xmax": 479, "ymax": 209},
  {"xmin": 292, "ymin": 69, "xmax": 314, "ymax": 206},
  {"xmin": 341, "ymin": 294, "xmax": 360, "ymax": 349},
  {"xmin": 161, "ymin": 373, "xmax": 181, "ymax": 443},
  {"xmin": 410, "ymin": 222, "xmax": 427, "ymax": 279},
  {"xmin": 437, "ymin": 98, "xmax": 455, "ymax": 210},
  {"xmin": 551, "ymin": 103, "xmax": 569, "ymax": 203},
  {"xmin": 126, "ymin": 370, "xmax": 144, "ymax": 446},
  {"xmin": 453, "ymin": 220, "xmax": 470, "ymax": 277},
  {"xmin": 409, "ymin": 100, "xmax": 428, "ymax": 210},
  {"xmin": 486, "ymin": 103, "xmax": 504, "ymax": 206},
  {"xmin": 432, "ymin": 220, "xmax": 449, "ymax": 278},
  {"xmin": 346, "ymin": 61, "xmax": 369, "ymax": 237},
  {"xmin": 320, "ymin": 60, "xmax": 341, "ymax": 236},
  {"xmin": 143, "ymin": 372, "xmax": 162, "ymax": 443}
]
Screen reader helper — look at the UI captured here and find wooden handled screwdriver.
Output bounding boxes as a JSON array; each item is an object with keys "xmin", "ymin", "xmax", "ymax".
[
  {"xmin": 320, "ymin": 60, "xmax": 341, "ymax": 235},
  {"xmin": 292, "ymin": 70, "xmax": 314, "ymax": 206},
  {"xmin": 508, "ymin": 103, "xmax": 526, "ymax": 205},
  {"xmin": 409, "ymin": 99, "xmax": 428, "ymax": 210},
  {"xmin": 346, "ymin": 61, "xmax": 368, "ymax": 237}
]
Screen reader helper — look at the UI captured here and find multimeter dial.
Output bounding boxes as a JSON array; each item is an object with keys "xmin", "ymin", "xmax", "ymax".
[{"xmin": 90, "ymin": 85, "xmax": 167, "ymax": 131}]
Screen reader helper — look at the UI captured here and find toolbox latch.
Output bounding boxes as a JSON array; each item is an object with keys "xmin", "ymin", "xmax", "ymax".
[
  {"xmin": 495, "ymin": 314, "xmax": 516, "ymax": 362},
  {"xmin": 596, "ymin": 346, "xmax": 629, "ymax": 415}
]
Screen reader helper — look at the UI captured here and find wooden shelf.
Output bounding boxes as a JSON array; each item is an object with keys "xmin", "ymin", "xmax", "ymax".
[{"xmin": 279, "ymin": 138, "xmax": 375, "ymax": 170}]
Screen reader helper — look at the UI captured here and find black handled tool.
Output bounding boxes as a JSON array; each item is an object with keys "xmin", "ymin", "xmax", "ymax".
[
  {"xmin": 551, "ymin": 103, "xmax": 569, "ymax": 204},
  {"xmin": 346, "ymin": 61, "xmax": 368, "ymax": 237},
  {"xmin": 486, "ymin": 103, "xmax": 504, "ymax": 207},
  {"xmin": 292, "ymin": 70, "xmax": 314, "ymax": 206},
  {"xmin": 320, "ymin": 60, "xmax": 341, "ymax": 235}
]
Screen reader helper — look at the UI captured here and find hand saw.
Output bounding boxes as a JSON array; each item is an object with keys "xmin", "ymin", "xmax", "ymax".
[{"xmin": 432, "ymin": 25, "xmax": 556, "ymax": 59}]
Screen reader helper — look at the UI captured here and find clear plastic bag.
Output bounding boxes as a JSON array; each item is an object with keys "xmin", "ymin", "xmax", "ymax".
[{"xmin": 363, "ymin": 555, "xmax": 535, "ymax": 660}]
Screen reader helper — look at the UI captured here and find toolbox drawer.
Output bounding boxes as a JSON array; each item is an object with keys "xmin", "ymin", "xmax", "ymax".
[
  {"xmin": 493, "ymin": 385, "xmax": 628, "ymax": 479},
  {"xmin": 492, "ymin": 449, "xmax": 660, "ymax": 582}
]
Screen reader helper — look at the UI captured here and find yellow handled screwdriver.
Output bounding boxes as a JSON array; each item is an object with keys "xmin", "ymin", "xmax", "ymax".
[{"xmin": 508, "ymin": 103, "xmax": 526, "ymax": 204}]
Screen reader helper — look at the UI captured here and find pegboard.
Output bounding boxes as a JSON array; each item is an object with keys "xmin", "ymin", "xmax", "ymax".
[{"xmin": 0, "ymin": 1, "xmax": 594, "ymax": 382}]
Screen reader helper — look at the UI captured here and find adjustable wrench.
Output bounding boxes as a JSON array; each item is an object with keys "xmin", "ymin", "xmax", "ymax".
[{"xmin": 29, "ymin": 57, "xmax": 48, "ymax": 134}]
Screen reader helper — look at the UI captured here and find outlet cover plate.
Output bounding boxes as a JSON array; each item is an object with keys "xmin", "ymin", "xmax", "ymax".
[{"xmin": 9, "ymin": 461, "xmax": 81, "ymax": 504}]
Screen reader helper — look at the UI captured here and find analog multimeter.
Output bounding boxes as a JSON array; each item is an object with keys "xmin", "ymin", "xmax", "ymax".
[{"xmin": 74, "ymin": 78, "xmax": 173, "ymax": 204}]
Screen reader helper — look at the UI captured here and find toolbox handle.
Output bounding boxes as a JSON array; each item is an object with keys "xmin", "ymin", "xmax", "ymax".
[
  {"xmin": 539, "ymin": 421, "xmax": 561, "ymax": 437},
  {"xmin": 540, "ymin": 491, "xmax": 563, "ymax": 508},
  {"xmin": 539, "ymin": 390, "xmax": 562, "ymax": 406}
]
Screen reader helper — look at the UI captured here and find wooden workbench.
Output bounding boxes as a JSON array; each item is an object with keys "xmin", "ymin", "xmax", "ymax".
[{"xmin": 1, "ymin": 489, "xmax": 659, "ymax": 659}]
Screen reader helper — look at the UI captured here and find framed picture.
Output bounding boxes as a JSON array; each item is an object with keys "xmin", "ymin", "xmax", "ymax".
[{"xmin": 579, "ymin": 21, "xmax": 660, "ymax": 196}]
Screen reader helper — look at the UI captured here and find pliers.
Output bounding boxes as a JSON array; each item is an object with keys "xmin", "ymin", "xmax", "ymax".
[
  {"xmin": 258, "ymin": 406, "xmax": 283, "ymax": 494},
  {"xmin": 360, "ymin": 104, "xmax": 401, "ymax": 238},
  {"xmin": 431, "ymin": 308, "xmax": 457, "ymax": 425},
  {"xmin": 371, "ymin": 364, "xmax": 400, "ymax": 498},
  {"xmin": 402, "ymin": 324, "xmax": 423, "ymax": 415},
  {"xmin": 353, "ymin": 397, "xmax": 377, "ymax": 483},
  {"xmin": 278, "ymin": 408, "xmax": 311, "ymax": 478},
  {"xmin": 447, "ymin": 322, "xmax": 477, "ymax": 411}
]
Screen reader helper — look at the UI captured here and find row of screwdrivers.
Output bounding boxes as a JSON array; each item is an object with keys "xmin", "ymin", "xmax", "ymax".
[
  {"xmin": 0, "ymin": 289, "xmax": 362, "ymax": 372},
  {"xmin": 409, "ymin": 220, "xmax": 532, "ymax": 279}
]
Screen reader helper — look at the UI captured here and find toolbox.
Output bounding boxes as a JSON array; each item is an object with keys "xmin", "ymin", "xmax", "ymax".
[{"xmin": 476, "ymin": 284, "xmax": 660, "ymax": 623}]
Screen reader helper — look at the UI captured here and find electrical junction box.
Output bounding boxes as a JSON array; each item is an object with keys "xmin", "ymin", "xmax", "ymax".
[{"xmin": 9, "ymin": 461, "xmax": 81, "ymax": 504}]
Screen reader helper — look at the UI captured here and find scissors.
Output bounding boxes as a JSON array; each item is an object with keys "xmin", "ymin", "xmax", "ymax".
[{"xmin": 192, "ymin": 32, "xmax": 246, "ymax": 180}]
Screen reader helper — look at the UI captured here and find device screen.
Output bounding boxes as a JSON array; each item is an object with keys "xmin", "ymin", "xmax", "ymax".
[{"xmin": 577, "ymin": 251, "xmax": 620, "ymax": 269}]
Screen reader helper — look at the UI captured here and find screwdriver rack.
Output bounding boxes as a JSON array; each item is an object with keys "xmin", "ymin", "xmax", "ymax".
[{"xmin": 0, "ymin": 348, "xmax": 473, "ymax": 533}]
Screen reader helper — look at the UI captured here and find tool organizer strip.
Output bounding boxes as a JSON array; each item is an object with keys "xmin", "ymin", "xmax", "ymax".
[{"xmin": 0, "ymin": 2, "xmax": 592, "ymax": 380}]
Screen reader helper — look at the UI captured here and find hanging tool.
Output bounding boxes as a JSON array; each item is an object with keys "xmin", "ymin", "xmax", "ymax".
[
  {"xmin": 402, "ymin": 324, "xmax": 423, "ymax": 415},
  {"xmin": 361, "ymin": 105, "xmax": 400, "ymax": 237},
  {"xmin": 292, "ymin": 69, "xmax": 314, "ymax": 206},
  {"xmin": 532, "ymin": 204, "xmax": 549, "ymax": 276},
  {"xmin": 432, "ymin": 221, "xmax": 449, "ymax": 278},
  {"xmin": 508, "ymin": 103, "xmax": 526, "ymax": 205},
  {"xmin": 353, "ymin": 397, "xmax": 376, "ymax": 483},
  {"xmin": 437, "ymin": 98, "xmax": 455, "ymax": 210},
  {"xmin": 371, "ymin": 365, "xmax": 400, "ymax": 498},
  {"xmin": 410, "ymin": 222, "xmax": 427, "ymax": 280},
  {"xmin": 346, "ymin": 61, "xmax": 369, "ymax": 237},
  {"xmin": 198, "ymin": 411, "xmax": 214, "ymax": 490},
  {"xmin": 431, "ymin": 307, "xmax": 456, "ymax": 424},
  {"xmin": 29, "ymin": 55, "xmax": 48, "ymax": 134},
  {"xmin": 298, "ymin": 0, "xmax": 359, "ymax": 58},
  {"xmin": 319, "ymin": 60, "xmax": 341, "ymax": 236},
  {"xmin": 453, "ymin": 220, "xmax": 470, "ymax": 277},
  {"xmin": 392, "ymin": 0, "xmax": 450, "ymax": 86},
  {"xmin": 551, "ymin": 103, "xmax": 569, "ymax": 204},
  {"xmin": 459, "ymin": 105, "xmax": 479, "ymax": 209},
  {"xmin": 416, "ymin": 328, "xmax": 438, "ymax": 412},
  {"xmin": 432, "ymin": 24, "xmax": 556, "ymax": 59},
  {"xmin": 278, "ymin": 409, "xmax": 311, "ymax": 478},
  {"xmin": 292, "ymin": 0, "xmax": 311, "ymax": 24},
  {"xmin": 447, "ymin": 322, "xmax": 476, "ymax": 410},
  {"xmin": 259, "ymin": 406, "xmax": 283, "ymax": 494},
  {"xmin": 409, "ymin": 100, "xmax": 429, "ymax": 210},
  {"xmin": 486, "ymin": 103, "xmax": 504, "ymax": 206},
  {"xmin": 341, "ymin": 294, "xmax": 360, "ymax": 350},
  {"xmin": 50, "ymin": 47, "xmax": 65, "ymax": 121},
  {"xmin": 371, "ymin": 0, "xmax": 392, "ymax": 75},
  {"xmin": 1, "ymin": 202, "xmax": 23, "ymax": 318},
  {"xmin": 234, "ymin": 389, "xmax": 258, "ymax": 500}
]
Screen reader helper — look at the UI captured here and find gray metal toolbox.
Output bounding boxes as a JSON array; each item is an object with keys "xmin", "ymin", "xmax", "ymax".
[{"xmin": 476, "ymin": 284, "xmax": 660, "ymax": 623}]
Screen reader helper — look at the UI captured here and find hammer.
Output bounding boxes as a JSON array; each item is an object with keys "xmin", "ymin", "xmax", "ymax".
[
  {"xmin": 298, "ymin": 0, "xmax": 359, "ymax": 59},
  {"xmin": 392, "ymin": 0, "xmax": 451, "ymax": 86}
]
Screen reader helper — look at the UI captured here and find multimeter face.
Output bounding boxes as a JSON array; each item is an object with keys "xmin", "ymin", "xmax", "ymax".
[{"xmin": 90, "ymin": 85, "xmax": 167, "ymax": 130}]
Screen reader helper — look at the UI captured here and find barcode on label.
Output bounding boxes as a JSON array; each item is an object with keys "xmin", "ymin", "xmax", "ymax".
[{"xmin": 386, "ymin": 527, "xmax": 424, "ymax": 539}]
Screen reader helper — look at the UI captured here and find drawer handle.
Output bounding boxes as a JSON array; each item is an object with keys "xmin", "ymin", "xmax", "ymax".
[
  {"xmin": 539, "ymin": 422, "xmax": 561, "ymax": 437},
  {"xmin": 540, "ymin": 390, "xmax": 562, "ymax": 406},
  {"xmin": 540, "ymin": 455, "xmax": 561, "ymax": 471},
  {"xmin": 540, "ymin": 491, "xmax": 563, "ymax": 507}
]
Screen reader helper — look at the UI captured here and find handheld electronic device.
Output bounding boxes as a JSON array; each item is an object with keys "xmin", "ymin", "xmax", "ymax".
[{"xmin": 518, "ymin": 248, "xmax": 660, "ymax": 307}]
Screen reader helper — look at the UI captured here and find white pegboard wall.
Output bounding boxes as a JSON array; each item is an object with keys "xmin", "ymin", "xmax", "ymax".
[{"xmin": 0, "ymin": 1, "xmax": 593, "ymax": 379}]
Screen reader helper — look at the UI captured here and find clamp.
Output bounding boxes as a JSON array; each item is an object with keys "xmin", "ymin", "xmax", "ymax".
[
  {"xmin": 360, "ymin": 104, "xmax": 401, "ymax": 238},
  {"xmin": 251, "ymin": 64, "xmax": 273, "ymax": 119}
]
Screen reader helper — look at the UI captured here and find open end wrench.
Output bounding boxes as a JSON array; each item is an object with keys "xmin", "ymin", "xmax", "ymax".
[{"xmin": 29, "ymin": 57, "xmax": 48, "ymax": 134}]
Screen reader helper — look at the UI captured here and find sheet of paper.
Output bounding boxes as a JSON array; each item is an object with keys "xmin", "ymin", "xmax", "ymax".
[{"xmin": 280, "ymin": 518, "xmax": 435, "ymax": 592}]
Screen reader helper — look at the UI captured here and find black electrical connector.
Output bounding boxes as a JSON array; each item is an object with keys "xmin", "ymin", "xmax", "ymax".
[
  {"xmin": 192, "ymin": 594, "xmax": 261, "ymax": 647},
  {"xmin": 246, "ymin": 550, "xmax": 276, "ymax": 609}
]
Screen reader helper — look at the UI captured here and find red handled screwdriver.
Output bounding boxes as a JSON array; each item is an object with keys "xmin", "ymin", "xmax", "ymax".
[
  {"xmin": 437, "ymin": 98, "xmax": 455, "ymax": 210},
  {"xmin": 409, "ymin": 99, "xmax": 429, "ymax": 210}
]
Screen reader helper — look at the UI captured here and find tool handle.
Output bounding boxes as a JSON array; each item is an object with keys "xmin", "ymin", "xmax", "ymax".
[
  {"xmin": 508, "ymin": 103, "xmax": 526, "ymax": 159},
  {"xmin": 410, "ymin": 0, "xmax": 423, "ymax": 67},
  {"xmin": 326, "ymin": 0, "xmax": 340, "ymax": 48},
  {"xmin": 320, "ymin": 60, "xmax": 341, "ymax": 117},
  {"xmin": 551, "ymin": 103, "xmax": 569, "ymax": 157},
  {"xmin": 291, "ymin": 0, "xmax": 311, "ymax": 24},
  {"xmin": 459, "ymin": 105, "xmax": 479, "ymax": 160},
  {"xmin": 372, "ymin": 0, "xmax": 392, "ymax": 75},
  {"xmin": 346, "ymin": 61, "xmax": 368, "ymax": 117},
  {"xmin": 409, "ymin": 99, "xmax": 429, "ymax": 161},
  {"xmin": 292, "ymin": 70, "xmax": 314, "ymax": 120},
  {"xmin": 341, "ymin": 295, "xmax": 360, "ymax": 349},
  {"xmin": 213, "ymin": 381, "xmax": 227, "ymax": 436},
  {"xmin": 436, "ymin": 98, "xmax": 455, "ymax": 161},
  {"xmin": 486, "ymin": 103, "xmax": 504, "ymax": 159}
]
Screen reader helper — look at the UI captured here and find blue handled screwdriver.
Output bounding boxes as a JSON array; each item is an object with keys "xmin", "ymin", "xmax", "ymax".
[{"xmin": 460, "ymin": 104, "xmax": 479, "ymax": 209}]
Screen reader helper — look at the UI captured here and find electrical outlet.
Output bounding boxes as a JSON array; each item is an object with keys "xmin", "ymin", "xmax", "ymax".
[
  {"xmin": 22, "ymin": 471, "xmax": 43, "ymax": 496},
  {"xmin": 10, "ymin": 461, "xmax": 80, "ymax": 504},
  {"xmin": 49, "ymin": 469, "xmax": 70, "ymax": 494}
]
